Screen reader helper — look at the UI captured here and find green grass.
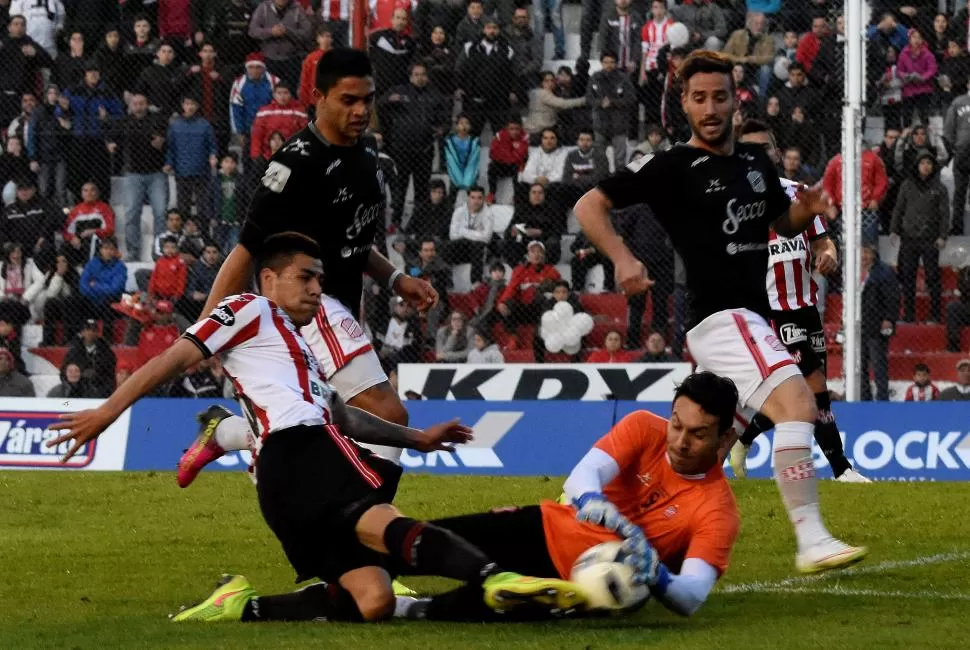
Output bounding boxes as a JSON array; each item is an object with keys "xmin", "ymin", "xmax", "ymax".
[{"xmin": 1, "ymin": 472, "xmax": 969, "ymax": 649}]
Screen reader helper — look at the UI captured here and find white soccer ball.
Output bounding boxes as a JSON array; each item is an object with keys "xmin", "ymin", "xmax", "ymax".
[{"xmin": 570, "ymin": 541, "xmax": 650, "ymax": 611}]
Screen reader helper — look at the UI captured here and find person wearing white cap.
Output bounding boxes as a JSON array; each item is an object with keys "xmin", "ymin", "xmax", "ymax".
[{"xmin": 939, "ymin": 359, "xmax": 970, "ymax": 401}]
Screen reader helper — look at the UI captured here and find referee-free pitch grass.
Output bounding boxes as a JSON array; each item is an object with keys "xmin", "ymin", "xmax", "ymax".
[{"xmin": 1, "ymin": 473, "xmax": 968, "ymax": 650}]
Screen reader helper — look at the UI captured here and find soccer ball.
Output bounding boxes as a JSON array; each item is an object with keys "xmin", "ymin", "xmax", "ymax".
[{"xmin": 570, "ymin": 541, "xmax": 650, "ymax": 611}]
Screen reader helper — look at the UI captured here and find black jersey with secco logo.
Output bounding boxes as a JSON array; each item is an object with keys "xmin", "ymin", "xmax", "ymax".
[
  {"xmin": 240, "ymin": 122, "xmax": 385, "ymax": 318},
  {"xmin": 597, "ymin": 142, "xmax": 791, "ymax": 324}
]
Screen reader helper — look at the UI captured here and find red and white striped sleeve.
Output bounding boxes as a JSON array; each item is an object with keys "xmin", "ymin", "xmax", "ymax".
[
  {"xmin": 807, "ymin": 215, "xmax": 828, "ymax": 239},
  {"xmin": 931, "ymin": 384, "xmax": 941, "ymax": 400},
  {"xmin": 183, "ymin": 294, "xmax": 263, "ymax": 358},
  {"xmin": 904, "ymin": 385, "xmax": 915, "ymax": 401}
]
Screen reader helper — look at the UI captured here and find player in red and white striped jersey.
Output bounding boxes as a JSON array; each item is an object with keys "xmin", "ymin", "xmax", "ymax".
[
  {"xmin": 48, "ymin": 233, "xmax": 584, "ymax": 624},
  {"xmin": 732, "ymin": 120, "xmax": 869, "ymax": 483},
  {"xmin": 904, "ymin": 363, "xmax": 940, "ymax": 401}
]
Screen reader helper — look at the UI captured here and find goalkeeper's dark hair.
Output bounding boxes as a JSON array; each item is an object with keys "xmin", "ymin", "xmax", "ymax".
[
  {"xmin": 255, "ymin": 232, "xmax": 322, "ymax": 289},
  {"xmin": 674, "ymin": 372, "xmax": 739, "ymax": 435},
  {"xmin": 315, "ymin": 48, "xmax": 373, "ymax": 93}
]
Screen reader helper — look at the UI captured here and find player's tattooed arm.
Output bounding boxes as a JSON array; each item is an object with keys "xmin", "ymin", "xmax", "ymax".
[{"xmin": 330, "ymin": 394, "xmax": 473, "ymax": 452}]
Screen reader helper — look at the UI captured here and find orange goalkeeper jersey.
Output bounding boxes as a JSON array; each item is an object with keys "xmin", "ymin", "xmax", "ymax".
[{"xmin": 540, "ymin": 410, "xmax": 740, "ymax": 579}]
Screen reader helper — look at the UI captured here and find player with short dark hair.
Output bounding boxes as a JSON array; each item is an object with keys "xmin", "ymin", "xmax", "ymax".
[
  {"xmin": 731, "ymin": 120, "xmax": 869, "ymax": 483},
  {"xmin": 48, "ymin": 232, "xmax": 586, "ymax": 625},
  {"xmin": 574, "ymin": 49, "xmax": 866, "ymax": 574},
  {"xmin": 179, "ymin": 49, "xmax": 438, "ymax": 485}
]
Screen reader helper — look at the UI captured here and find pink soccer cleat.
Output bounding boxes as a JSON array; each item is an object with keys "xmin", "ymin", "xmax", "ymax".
[{"xmin": 177, "ymin": 405, "xmax": 233, "ymax": 488}]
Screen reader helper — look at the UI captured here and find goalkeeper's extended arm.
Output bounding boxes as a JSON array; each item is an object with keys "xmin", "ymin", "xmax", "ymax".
[
  {"xmin": 652, "ymin": 558, "xmax": 718, "ymax": 617},
  {"xmin": 563, "ymin": 447, "xmax": 620, "ymax": 502}
]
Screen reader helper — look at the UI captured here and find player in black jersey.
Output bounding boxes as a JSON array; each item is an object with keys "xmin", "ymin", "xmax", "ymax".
[
  {"xmin": 573, "ymin": 50, "xmax": 866, "ymax": 574},
  {"xmin": 189, "ymin": 50, "xmax": 435, "ymax": 468}
]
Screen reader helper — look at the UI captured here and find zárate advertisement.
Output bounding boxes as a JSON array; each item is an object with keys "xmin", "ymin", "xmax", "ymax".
[{"xmin": 0, "ymin": 398, "xmax": 129, "ymax": 470}]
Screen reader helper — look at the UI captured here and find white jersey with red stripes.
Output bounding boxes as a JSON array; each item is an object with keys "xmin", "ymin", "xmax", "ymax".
[
  {"xmin": 301, "ymin": 294, "xmax": 375, "ymax": 381},
  {"xmin": 904, "ymin": 382, "xmax": 940, "ymax": 401},
  {"xmin": 640, "ymin": 18, "xmax": 673, "ymax": 76},
  {"xmin": 184, "ymin": 294, "xmax": 335, "ymax": 447},
  {"xmin": 766, "ymin": 178, "xmax": 827, "ymax": 311},
  {"xmin": 320, "ymin": 0, "xmax": 351, "ymax": 21}
]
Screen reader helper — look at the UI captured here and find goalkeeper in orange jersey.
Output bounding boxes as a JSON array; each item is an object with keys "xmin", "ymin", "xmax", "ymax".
[{"xmin": 378, "ymin": 371, "xmax": 739, "ymax": 621}]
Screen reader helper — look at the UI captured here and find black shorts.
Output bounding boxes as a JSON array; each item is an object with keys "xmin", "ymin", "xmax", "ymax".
[
  {"xmin": 431, "ymin": 505, "xmax": 560, "ymax": 578},
  {"xmin": 255, "ymin": 425, "xmax": 403, "ymax": 583},
  {"xmin": 771, "ymin": 307, "xmax": 826, "ymax": 376}
]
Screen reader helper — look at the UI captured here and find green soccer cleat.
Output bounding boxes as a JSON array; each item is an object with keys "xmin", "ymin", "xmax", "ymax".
[
  {"xmin": 482, "ymin": 572, "xmax": 588, "ymax": 616},
  {"xmin": 171, "ymin": 574, "xmax": 256, "ymax": 622},
  {"xmin": 392, "ymin": 580, "xmax": 418, "ymax": 597}
]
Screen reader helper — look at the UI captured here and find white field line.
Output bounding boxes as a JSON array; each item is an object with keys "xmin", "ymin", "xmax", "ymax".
[
  {"xmin": 720, "ymin": 550, "xmax": 970, "ymax": 595},
  {"xmin": 735, "ymin": 585, "xmax": 970, "ymax": 601}
]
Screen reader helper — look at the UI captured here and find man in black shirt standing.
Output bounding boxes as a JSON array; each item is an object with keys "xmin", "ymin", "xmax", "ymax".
[
  {"xmin": 574, "ymin": 50, "xmax": 865, "ymax": 575},
  {"xmin": 181, "ymin": 50, "xmax": 437, "ymax": 483}
]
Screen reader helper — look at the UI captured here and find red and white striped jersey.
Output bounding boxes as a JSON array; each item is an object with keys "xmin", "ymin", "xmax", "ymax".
[
  {"xmin": 183, "ymin": 294, "xmax": 335, "ymax": 446},
  {"xmin": 904, "ymin": 382, "xmax": 940, "ymax": 401},
  {"xmin": 320, "ymin": 0, "xmax": 352, "ymax": 21},
  {"xmin": 640, "ymin": 18, "xmax": 673, "ymax": 77},
  {"xmin": 766, "ymin": 178, "xmax": 827, "ymax": 311}
]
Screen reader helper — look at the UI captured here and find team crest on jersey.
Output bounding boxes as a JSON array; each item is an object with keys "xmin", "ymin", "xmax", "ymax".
[
  {"xmin": 747, "ymin": 170, "xmax": 766, "ymax": 193},
  {"xmin": 764, "ymin": 333, "xmax": 786, "ymax": 352},
  {"xmin": 262, "ymin": 161, "xmax": 292, "ymax": 193},
  {"xmin": 340, "ymin": 317, "xmax": 364, "ymax": 339},
  {"xmin": 209, "ymin": 305, "xmax": 236, "ymax": 327}
]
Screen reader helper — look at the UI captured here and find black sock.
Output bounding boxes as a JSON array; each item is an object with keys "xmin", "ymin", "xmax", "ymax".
[
  {"xmin": 383, "ymin": 517, "xmax": 499, "ymax": 584},
  {"xmin": 241, "ymin": 582, "xmax": 363, "ymax": 622},
  {"xmin": 739, "ymin": 412, "xmax": 775, "ymax": 446},
  {"xmin": 814, "ymin": 392, "xmax": 851, "ymax": 477}
]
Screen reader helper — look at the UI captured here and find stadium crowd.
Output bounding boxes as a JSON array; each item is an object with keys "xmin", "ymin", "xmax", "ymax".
[{"xmin": 0, "ymin": 0, "xmax": 969, "ymax": 401}]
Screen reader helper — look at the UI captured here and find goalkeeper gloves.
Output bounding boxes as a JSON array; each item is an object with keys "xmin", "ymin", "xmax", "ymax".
[{"xmin": 573, "ymin": 491, "xmax": 643, "ymax": 540}]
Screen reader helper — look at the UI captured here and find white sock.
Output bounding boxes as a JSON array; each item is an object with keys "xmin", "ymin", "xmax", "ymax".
[
  {"xmin": 214, "ymin": 415, "xmax": 252, "ymax": 451},
  {"xmin": 393, "ymin": 596, "xmax": 428, "ymax": 618},
  {"xmin": 358, "ymin": 443, "xmax": 403, "ymax": 465},
  {"xmin": 773, "ymin": 421, "xmax": 831, "ymax": 552}
]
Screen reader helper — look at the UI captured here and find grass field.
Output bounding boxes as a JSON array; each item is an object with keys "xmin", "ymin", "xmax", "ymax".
[{"xmin": 2, "ymin": 472, "xmax": 969, "ymax": 649}]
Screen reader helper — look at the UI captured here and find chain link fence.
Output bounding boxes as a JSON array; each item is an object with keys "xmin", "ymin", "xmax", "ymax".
[{"xmin": 0, "ymin": 1, "xmax": 968, "ymax": 401}]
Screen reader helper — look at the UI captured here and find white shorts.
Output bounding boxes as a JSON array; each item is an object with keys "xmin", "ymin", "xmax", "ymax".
[
  {"xmin": 300, "ymin": 295, "xmax": 388, "ymax": 402},
  {"xmin": 686, "ymin": 308, "xmax": 801, "ymax": 412}
]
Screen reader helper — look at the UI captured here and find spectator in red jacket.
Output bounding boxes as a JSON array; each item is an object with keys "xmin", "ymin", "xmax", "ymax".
[
  {"xmin": 137, "ymin": 300, "xmax": 181, "ymax": 370},
  {"xmin": 796, "ymin": 15, "xmax": 827, "ymax": 74},
  {"xmin": 904, "ymin": 362, "xmax": 940, "ymax": 401},
  {"xmin": 148, "ymin": 237, "xmax": 188, "ymax": 301},
  {"xmin": 497, "ymin": 240, "xmax": 561, "ymax": 355},
  {"xmin": 63, "ymin": 182, "xmax": 116, "ymax": 265},
  {"xmin": 586, "ymin": 329, "xmax": 638, "ymax": 363},
  {"xmin": 249, "ymin": 84, "xmax": 308, "ymax": 161},
  {"xmin": 822, "ymin": 148, "xmax": 889, "ymax": 240},
  {"xmin": 298, "ymin": 25, "xmax": 334, "ymax": 114},
  {"xmin": 486, "ymin": 117, "xmax": 529, "ymax": 203},
  {"xmin": 159, "ymin": 0, "xmax": 193, "ymax": 44}
]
